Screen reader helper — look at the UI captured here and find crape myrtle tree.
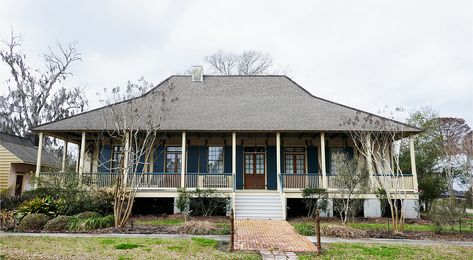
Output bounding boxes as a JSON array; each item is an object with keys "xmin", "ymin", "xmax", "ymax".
[
  {"xmin": 343, "ymin": 111, "xmax": 411, "ymax": 234},
  {"xmin": 331, "ymin": 152, "xmax": 369, "ymax": 225},
  {"xmin": 96, "ymin": 79, "xmax": 176, "ymax": 228},
  {"xmin": 0, "ymin": 31, "xmax": 87, "ymax": 138}
]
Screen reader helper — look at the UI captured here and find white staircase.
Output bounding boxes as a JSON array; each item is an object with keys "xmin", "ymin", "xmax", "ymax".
[{"xmin": 234, "ymin": 192, "xmax": 285, "ymax": 220}]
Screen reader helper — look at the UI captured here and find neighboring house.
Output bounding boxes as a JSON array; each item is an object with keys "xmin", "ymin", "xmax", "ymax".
[
  {"xmin": 32, "ymin": 68, "xmax": 421, "ymax": 219},
  {"xmin": 0, "ymin": 132, "xmax": 57, "ymax": 196}
]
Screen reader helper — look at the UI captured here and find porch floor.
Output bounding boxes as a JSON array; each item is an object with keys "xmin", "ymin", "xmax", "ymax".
[{"xmin": 234, "ymin": 219, "xmax": 317, "ymax": 252}]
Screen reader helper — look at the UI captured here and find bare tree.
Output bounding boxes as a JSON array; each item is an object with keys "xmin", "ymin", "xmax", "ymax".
[
  {"xmin": 331, "ymin": 152, "xmax": 369, "ymax": 225},
  {"xmin": 97, "ymin": 80, "xmax": 176, "ymax": 228},
  {"xmin": 0, "ymin": 31, "xmax": 87, "ymax": 138},
  {"xmin": 204, "ymin": 50, "xmax": 273, "ymax": 75},
  {"xmin": 437, "ymin": 118, "xmax": 472, "ymax": 198},
  {"xmin": 343, "ymin": 112, "xmax": 410, "ymax": 234}
]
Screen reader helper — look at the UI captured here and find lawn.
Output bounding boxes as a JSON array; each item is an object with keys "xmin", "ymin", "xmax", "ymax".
[
  {"xmin": 299, "ymin": 243, "xmax": 473, "ymax": 260},
  {"xmin": 0, "ymin": 236, "xmax": 259, "ymax": 260},
  {"xmin": 290, "ymin": 217, "xmax": 473, "ymax": 236},
  {"xmin": 133, "ymin": 216, "xmax": 231, "ymax": 235},
  {"xmin": 2, "ymin": 236, "xmax": 472, "ymax": 260}
]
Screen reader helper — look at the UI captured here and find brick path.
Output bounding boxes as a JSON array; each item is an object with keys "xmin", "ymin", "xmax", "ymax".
[{"xmin": 234, "ymin": 219, "xmax": 317, "ymax": 252}]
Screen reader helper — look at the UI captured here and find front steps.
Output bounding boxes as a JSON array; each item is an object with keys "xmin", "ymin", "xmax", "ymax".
[{"xmin": 234, "ymin": 192, "xmax": 285, "ymax": 220}]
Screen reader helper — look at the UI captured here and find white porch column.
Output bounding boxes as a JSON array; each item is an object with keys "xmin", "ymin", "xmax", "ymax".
[
  {"xmin": 410, "ymin": 136, "xmax": 418, "ymax": 192},
  {"xmin": 61, "ymin": 140, "xmax": 68, "ymax": 172},
  {"xmin": 34, "ymin": 132, "xmax": 44, "ymax": 189},
  {"xmin": 276, "ymin": 132, "xmax": 282, "ymax": 192},
  {"xmin": 181, "ymin": 132, "xmax": 186, "ymax": 188},
  {"xmin": 232, "ymin": 132, "xmax": 237, "ymax": 213},
  {"xmin": 78, "ymin": 132, "xmax": 86, "ymax": 180},
  {"xmin": 320, "ymin": 132, "xmax": 327, "ymax": 188},
  {"xmin": 232, "ymin": 132, "xmax": 237, "ymax": 189}
]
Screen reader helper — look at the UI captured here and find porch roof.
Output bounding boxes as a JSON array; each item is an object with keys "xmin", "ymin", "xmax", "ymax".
[
  {"xmin": 0, "ymin": 132, "xmax": 58, "ymax": 166},
  {"xmin": 32, "ymin": 75, "xmax": 421, "ymax": 134}
]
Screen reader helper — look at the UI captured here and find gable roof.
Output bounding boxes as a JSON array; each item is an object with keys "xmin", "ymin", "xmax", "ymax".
[
  {"xmin": 33, "ymin": 75, "xmax": 421, "ymax": 133},
  {"xmin": 0, "ymin": 132, "xmax": 58, "ymax": 166}
]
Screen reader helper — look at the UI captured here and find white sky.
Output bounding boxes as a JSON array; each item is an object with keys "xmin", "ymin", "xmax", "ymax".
[{"xmin": 0, "ymin": 0, "xmax": 472, "ymax": 126}]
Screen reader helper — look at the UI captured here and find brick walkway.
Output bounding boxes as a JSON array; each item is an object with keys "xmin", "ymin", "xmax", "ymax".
[{"xmin": 234, "ymin": 219, "xmax": 317, "ymax": 252}]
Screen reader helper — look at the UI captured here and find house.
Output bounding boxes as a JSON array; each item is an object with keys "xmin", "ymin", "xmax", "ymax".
[
  {"xmin": 32, "ymin": 67, "xmax": 421, "ymax": 219},
  {"xmin": 0, "ymin": 132, "xmax": 57, "ymax": 196}
]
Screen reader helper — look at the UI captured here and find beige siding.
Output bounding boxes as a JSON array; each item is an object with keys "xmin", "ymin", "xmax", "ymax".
[{"xmin": 0, "ymin": 145, "xmax": 22, "ymax": 190}]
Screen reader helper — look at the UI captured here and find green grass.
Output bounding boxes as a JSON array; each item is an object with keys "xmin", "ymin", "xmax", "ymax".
[
  {"xmin": 1, "ymin": 236, "xmax": 259, "ymax": 259},
  {"xmin": 299, "ymin": 243, "xmax": 473, "ymax": 260},
  {"xmin": 191, "ymin": 237, "xmax": 218, "ymax": 247},
  {"xmin": 293, "ymin": 223, "xmax": 316, "ymax": 236},
  {"xmin": 291, "ymin": 218, "xmax": 473, "ymax": 236},
  {"xmin": 114, "ymin": 243, "xmax": 142, "ymax": 250},
  {"xmin": 135, "ymin": 218, "xmax": 184, "ymax": 226},
  {"xmin": 209, "ymin": 223, "xmax": 231, "ymax": 235}
]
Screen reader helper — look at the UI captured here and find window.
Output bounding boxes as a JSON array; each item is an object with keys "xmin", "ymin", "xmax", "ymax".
[
  {"xmin": 284, "ymin": 147, "xmax": 306, "ymax": 174},
  {"xmin": 208, "ymin": 146, "xmax": 224, "ymax": 173},
  {"xmin": 329, "ymin": 147, "xmax": 348, "ymax": 174},
  {"xmin": 111, "ymin": 146, "xmax": 123, "ymax": 172},
  {"xmin": 165, "ymin": 146, "xmax": 182, "ymax": 173}
]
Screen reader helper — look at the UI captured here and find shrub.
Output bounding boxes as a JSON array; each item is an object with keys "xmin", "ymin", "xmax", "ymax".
[
  {"xmin": 0, "ymin": 189, "xmax": 23, "ymax": 211},
  {"xmin": 429, "ymin": 199, "xmax": 465, "ymax": 234},
  {"xmin": 75, "ymin": 211, "xmax": 100, "ymax": 219},
  {"xmin": 44, "ymin": 215, "xmax": 71, "ymax": 232},
  {"xmin": 320, "ymin": 224, "xmax": 368, "ymax": 238},
  {"xmin": 173, "ymin": 220, "xmax": 217, "ymax": 235},
  {"xmin": 189, "ymin": 189, "xmax": 228, "ymax": 216},
  {"xmin": 68, "ymin": 214, "xmax": 114, "ymax": 231},
  {"xmin": 16, "ymin": 213, "xmax": 50, "ymax": 232},
  {"xmin": 0, "ymin": 210, "xmax": 17, "ymax": 231},
  {"xmin": 175, "ymin": 188, "xmax": 190, "ymax": 214},
  {"xmin": 30, "ymin": 177, "xmax": 114, "ymax": 216},
  {"xmin": 301, "ymin": 188, "xmax": 328, "ymax": 218},
  {"xmin": 16, "ymin": 196, "xmax": 64, "ymax": 220}
]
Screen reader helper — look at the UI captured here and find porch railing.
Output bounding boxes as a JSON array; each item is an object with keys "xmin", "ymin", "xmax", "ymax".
[
  {"xmin": 39, "ymin": 172, "xmax": 415, "ymax": 192},
  {"xmin": 370, "ymin": 174, "xmax": 415, "ymax": 191},
  {"xmin": 282, "ymin": 173, "xmax": 322, "ymax": 189},
  {"xmin": 185, "ymin": 173, "xmax": 233, "ymax": 189},
  {"xmin": 326, "ymin": 173, "xmax": 415, "ymax": 191}
]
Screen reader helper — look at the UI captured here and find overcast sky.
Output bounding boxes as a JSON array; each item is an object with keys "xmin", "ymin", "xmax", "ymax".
[{"xmin": 1, "ymin": 0, "xmax": 472, "ymax": 126}]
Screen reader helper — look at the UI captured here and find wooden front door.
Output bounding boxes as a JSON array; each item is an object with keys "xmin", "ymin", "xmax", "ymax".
[
  {"xmin": 15, "ymin": 174, "xmax": 24, "ymax": 196},
  {"xmin": 244, "ymin": 147, "xmax": 266, "ymax": 189}
]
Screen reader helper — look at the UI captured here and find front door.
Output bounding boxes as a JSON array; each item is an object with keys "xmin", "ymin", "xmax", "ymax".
[
  {"xmin": 244, "ymin": 147, "xmax": 266, "ymax": 189},
  {"xmin": 15, "ymin": 174, "xmax": 24, "ymax": 196}
]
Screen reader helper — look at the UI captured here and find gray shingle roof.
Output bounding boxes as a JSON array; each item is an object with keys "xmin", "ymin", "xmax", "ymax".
[
  {"xmin": 33, "ymin": 75, "xmax": 421, "ymax": 133},
  {"xmin": 0, "ymin": 132, "xmax": 58, "ymax": 166}
]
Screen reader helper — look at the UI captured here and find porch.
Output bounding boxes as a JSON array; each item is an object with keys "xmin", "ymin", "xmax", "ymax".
[{"xmin": 35, "ymin": 131, "xmax": 418, "ymax": 194}]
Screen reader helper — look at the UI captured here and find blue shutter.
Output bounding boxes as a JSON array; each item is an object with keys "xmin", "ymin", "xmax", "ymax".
[
  {"xmin": 198, "ymin": 146, "xmax": 207, "ymax": 173},
  {"xmin": 154, "ymin": 146, "xmax": 164, "ymax": 173},
  {"xmin": 98, "ymin": 144, "xmax": 111, "ymax": 173},
  {"xmin": 224, "ymin": 146, "xmax": 232, "ymax": 173},
  {"xmin": 136, "ymin": 154, "xmax": 145, "ymax": 173},
  {"xmin": 236, "ymin": 145, "xmax": 243, "ymax": 189},
  {"xmin": 307, "ymin": 146, "xmax": 318, "ymax": 174},
  {"xmin": 267, "ymin": 146, "xmax": 277, "ymax": 190},
  {"xmin": 326, "ymin": 147, "xmax": 331, "ymax": 175},
  {"xmin": 187, "ymin": 146, "xmax": 199, "ymax": 173},
  {"xmin": 344, "ymin": 146, "xmax": 354, "ymax": 160}
]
